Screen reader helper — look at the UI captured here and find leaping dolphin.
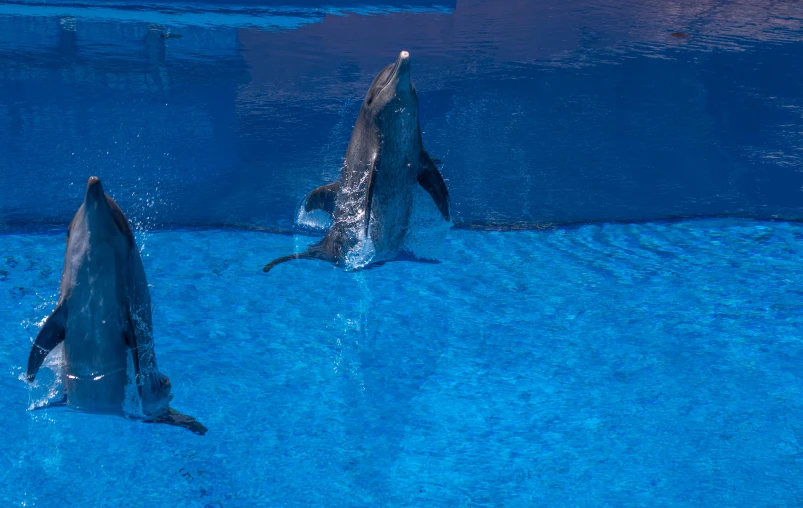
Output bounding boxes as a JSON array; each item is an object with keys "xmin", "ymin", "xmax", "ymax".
[
  {"xmin": 263, "ymin": 50, "xmax": 451, "ymax": 273},
  {"xmin": 26, "ymin": 176, "xmax": 206, "ymax": 435}
]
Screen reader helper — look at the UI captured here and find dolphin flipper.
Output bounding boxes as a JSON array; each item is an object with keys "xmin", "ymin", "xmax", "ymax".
[
  {"xmin": 145, "ymin": 407, "xmax": 208, "ymax": 435},
  {"xmin": 304, "ymin": 182, "xmax": 340, "ymax": 216},
  {"xmin": 418, "ymin": 152, "xmax": 451, "ymax": 222},
  {"xmin": 26, "ymin": 303, "xmax": 68, "ymax": 382}
]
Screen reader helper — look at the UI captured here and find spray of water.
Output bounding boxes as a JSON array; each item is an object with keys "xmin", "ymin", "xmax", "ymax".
[
  {"xmin": 295, "ymin": 203, "xmax": 332, "ymax": 233},
  {"xmin": 22, "ymin": 294, "xmax": 65, "ymax": 410},
  {"xmin": 332, "ymin": 274, "xmax": 372, "ymax": 397},
  {"xmin": 127, "ymin": 176, "xmax": 163, "ymax": 260},
  {"xmin": 344, "ymin": 228, "xmax": 376, "ymax": 270}
]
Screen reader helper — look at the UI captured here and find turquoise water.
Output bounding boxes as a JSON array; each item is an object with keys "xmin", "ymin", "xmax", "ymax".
[
  {"xmin": 3, "ymin": 219, "xmax": 802, "ymax": 505},
  {"xmin": 2, "ymin": 0, "xmax": 803, "ymax": 504}
]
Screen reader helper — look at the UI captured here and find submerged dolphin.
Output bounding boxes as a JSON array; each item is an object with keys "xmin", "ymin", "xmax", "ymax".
[
  {"xmin": 263, "ymin": 50, "xmax": 451, "ymax": 272},
  {"xmin": 26, "ymin": 176, "xmax": 206, "ymax": 435}
]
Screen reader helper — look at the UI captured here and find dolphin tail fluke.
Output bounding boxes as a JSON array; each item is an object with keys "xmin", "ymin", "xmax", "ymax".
[
  {"xmin": 146, "ymin": 408, "xmax": 208, "ymax": 435},
  {"xmin": 262, "ymin": 252, "xmax": 316, "ymax": 273},
  {"xmin": 304, "ymin": 182, "xmax": 340, "ymax": 216}
]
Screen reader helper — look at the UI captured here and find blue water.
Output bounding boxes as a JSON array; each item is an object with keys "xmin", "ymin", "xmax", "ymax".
[
  {"xmin": 1, "ymin": 0, "xmax": 802, "ymax": 230},
  {"xmin": 2, "ymin": 219, "xmax": 803, "ymax": 505},
  {"xmin": 2, "ymin": 0, "xmax": 803, "ymax": 505}
]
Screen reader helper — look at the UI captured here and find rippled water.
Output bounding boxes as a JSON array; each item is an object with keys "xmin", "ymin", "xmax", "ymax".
[
  {"xmin": 1, "ymin": 219, "xmax": 802, "ymax": 505},
  {"xmin": 2, "ymin": 2, "xmax": 802, "ymax": 506}
]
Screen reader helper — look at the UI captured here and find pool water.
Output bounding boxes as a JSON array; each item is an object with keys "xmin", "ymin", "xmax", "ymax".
[
  {"xmin": 2, "ymin": 0, "xmax": 803, "ymax": 505},
  {"xmin": 2, "ymin": 218, "xmax": 802, "ymax": 506}
]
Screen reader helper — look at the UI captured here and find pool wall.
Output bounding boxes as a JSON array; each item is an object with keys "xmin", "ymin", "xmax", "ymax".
[{"xmin": 1, "ymin": 0, "xmax": 801, "ymax": 232}]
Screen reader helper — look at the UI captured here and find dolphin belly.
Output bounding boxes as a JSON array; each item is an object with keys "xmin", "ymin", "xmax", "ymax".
[
  {"xmin": 62, "ymin": 242, "xmax": 130, "ymax": 414},
  {"xmin": 369, "ymin": 179, "xmax": 414, "ymax": 259},
  {"xmin": 63, "ymin": 367, "xmax": 129, "ymax": 414},
  {"xmin": 63, "ymin": 312, "xmax": 130, "ymax": 414}
]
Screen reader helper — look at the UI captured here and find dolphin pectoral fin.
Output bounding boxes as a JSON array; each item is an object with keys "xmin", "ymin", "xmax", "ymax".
[
  {"xmin": 146, "ymin": 408, "xmax": 208, "ymax": 435},
  {"xmin": 304, "ymin": 182, "xmax": 340, "ymax": 216},
  {"xmin": 26, "ymin": 303, "xmax": 67, "ymax": 382},
  {"xmin": 418, "ymin": 154, "xmax": 451, "ymax": 222}
]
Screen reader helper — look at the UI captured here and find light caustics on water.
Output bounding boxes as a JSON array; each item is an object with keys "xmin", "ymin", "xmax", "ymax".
[
  {"xmin": 1, "ymin": 0, "xmax": 802, "ymax": 504},
  {"xmin": 4, "ymin": 219, "xmax": 801, "ymax": 505}
]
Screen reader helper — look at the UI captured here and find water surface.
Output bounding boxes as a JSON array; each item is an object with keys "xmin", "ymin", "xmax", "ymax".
[{"xmin": 2, "ymin": 219, "xmax": 801, "ymax": 506}]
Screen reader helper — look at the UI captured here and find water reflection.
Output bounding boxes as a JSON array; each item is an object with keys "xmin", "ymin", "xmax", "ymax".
[{"xmin": 0, "ymin": 0, "xmax": 801, "ymax": 232}]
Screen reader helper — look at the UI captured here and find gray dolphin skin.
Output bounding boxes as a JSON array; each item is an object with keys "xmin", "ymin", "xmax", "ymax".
[
  {"xmin": 26, "ymin": 176, "xmax": 206, "ymax": 435},
  {"xmin": 263, "ymin": 50, "xmax": 451, "ymax": 272}
]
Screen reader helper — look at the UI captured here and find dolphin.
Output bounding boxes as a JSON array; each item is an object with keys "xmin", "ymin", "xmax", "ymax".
[
  {"xmin": 263, "ymin": 50, "xmax": 451, "ymax": 272},
  {"xmin": 26, "ymin": 176, "xmax": 206, "ymax": 435}
]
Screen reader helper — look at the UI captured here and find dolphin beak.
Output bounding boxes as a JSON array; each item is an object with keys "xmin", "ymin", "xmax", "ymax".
[
  {"xmin": 397, "ymin": 50, "xmax": 410, "ymax": 69},
  {"xmin": 84, "ymin": 176, "xmax": 105, "ymax": 204},
  {"xmin": 393, "ymin": 50, "xmax": 412, "ymax": 90}
]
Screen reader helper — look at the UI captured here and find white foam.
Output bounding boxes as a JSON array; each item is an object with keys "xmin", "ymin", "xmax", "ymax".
[
  {"xmin": 295, "ymin": 206, "xmax": 332, "ymax": 233},
  {"xmin": 345, "ymin": 231, "xmax": 376, "ymax": 270},
  {"xmin": 25, "ymin": 342, "xmax": 65, "ymax": 411}
]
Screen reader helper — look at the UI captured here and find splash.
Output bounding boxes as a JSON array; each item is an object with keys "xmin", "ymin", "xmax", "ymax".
[
  {"xmin": 25, "ymin": 343, "xmax": 65, "ymax": 411},
  {"xmin": 295, "ymin": 202, "xmax": 332, "ymax": 233},
  {"xmin": 23, "ymin": 302, "xmax": 65, "ymax": 410},
  {"xmin": 344, "ymin": 229, "xmax": 376, "ymax": 270},
  {"xmin": 331, "ymin": 274, "xmax": 373, "ymax": 398},
  {"xmin": 128, "ymin": 180, "xmax": 162, "ymax": 257}
]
